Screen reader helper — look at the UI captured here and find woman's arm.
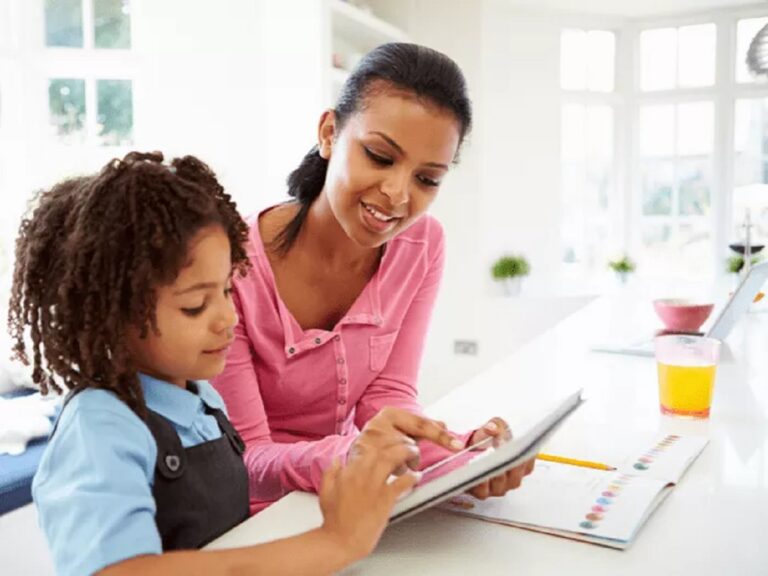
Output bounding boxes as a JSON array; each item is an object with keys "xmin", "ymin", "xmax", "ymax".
[{"xmin": 354, "ymin": 224, "xmax": 471, "ymax": 468}]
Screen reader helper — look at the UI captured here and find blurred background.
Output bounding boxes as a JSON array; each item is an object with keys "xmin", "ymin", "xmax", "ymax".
[{"xmin": 1, "ymin": 0, "xmax": 767, "ymax": 400}]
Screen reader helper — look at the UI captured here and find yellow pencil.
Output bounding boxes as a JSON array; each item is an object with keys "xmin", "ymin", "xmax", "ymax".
[{"xmin": 537, "ymin": 453, "xmax": 616, "ymax": 471}]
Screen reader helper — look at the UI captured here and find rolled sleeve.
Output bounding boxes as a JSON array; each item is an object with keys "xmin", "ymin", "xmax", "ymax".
[{"xmin": 33, "ymin": 392, "xmax": 161, "ymax": 576}]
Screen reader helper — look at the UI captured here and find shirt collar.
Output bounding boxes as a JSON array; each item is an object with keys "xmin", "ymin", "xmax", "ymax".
[{"xmin": 138, "ymin": 373, "xmax": 224, "ymax": 429}]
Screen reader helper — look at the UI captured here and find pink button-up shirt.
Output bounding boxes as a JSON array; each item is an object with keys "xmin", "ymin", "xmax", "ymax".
[{"xmin": 213, "ymin": 209, "xmax": 468, "ymax": 513}]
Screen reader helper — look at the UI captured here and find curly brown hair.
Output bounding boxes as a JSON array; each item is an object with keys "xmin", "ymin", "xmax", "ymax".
[{"xmin": 7, "ymin": 151, "xmax": 250, "ymax": 416}]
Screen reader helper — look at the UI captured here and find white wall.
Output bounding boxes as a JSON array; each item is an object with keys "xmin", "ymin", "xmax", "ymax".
[{"xmin": 402, "ymin": 0, "xmax": 593, "ymax": 401}]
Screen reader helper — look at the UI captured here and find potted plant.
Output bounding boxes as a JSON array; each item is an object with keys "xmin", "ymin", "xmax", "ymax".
[
  {"xmin": 491, "ymin": 255, "xmax": 530, "ymax": 296},
  {"xmin": 726, "ymin": 254, "xmax": 762, "ymax": 275},
  {"xmin": 608, "ymin": 255, "xmax": 636, "ymax": 284}
]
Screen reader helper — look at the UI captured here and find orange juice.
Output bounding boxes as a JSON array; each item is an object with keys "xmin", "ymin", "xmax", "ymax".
[{"xmin": 657, "ymin": 362, "xmax": 716, "ymax": 418}]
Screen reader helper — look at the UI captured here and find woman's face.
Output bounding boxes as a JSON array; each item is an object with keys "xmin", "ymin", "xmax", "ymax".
[{"xmin": 318, "ymin": 88, "xmax": 461, "ymax": 248}]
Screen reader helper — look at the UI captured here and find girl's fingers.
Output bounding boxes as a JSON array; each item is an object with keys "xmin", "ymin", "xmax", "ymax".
[
  {"xmin": 371, "ymin": 443, "xmax": 421, "ymax": 483},
  {"xmin": 386, "ymin": 471, "xmax": 420, "ymax": 504}
]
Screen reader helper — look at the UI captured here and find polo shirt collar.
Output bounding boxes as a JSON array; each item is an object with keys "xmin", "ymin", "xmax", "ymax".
[{"xmin": 138, "ymin": 373, "xmax": 224, "ymax": 429}]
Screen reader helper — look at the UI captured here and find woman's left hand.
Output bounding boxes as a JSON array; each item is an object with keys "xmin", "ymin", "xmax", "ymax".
[{"xmin": 465, "ymin": 417, "xmax": 535, "ymax": 500}]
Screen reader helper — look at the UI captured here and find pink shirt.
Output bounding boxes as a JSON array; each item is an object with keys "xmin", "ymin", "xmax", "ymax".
[{"xmin": 213, "ymin": 209, "xmax": 469, "ymax": 513}]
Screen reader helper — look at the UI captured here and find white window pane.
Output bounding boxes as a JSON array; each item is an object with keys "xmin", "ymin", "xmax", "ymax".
[
  {"xmin": 562, "ymin": 103, "xmax": 586, "ymax": 161},
  {"xmin": 640, "ymin": 104, "xmax": 675, "ymax": 157},
  {"xmin": 737, "ymin": 17, "xmax": 768, "ymax": 84},
  {"xmin": 586, "ymin": 105, "xmax": 613, "ymax": 161},
  {"xmin": 561, "ymin": 29, "xmax": 586, "ymax": 90},
  {"xmin": 587, "ymin": 30, "xmax": 615, "ymax": 92},
  {"xmin": 48, "ymin": 78, "xmax": 85, "ymax": 143},
  {"xmin": 642, "ymin": 160, "xmax": 674, "ymax": 215},
  {"xmin": 641, "ymin": 28, "xmax": 677, "ymax": 91},
  {"xmin": 97, "ymin": 79, "xmax": 133, "ymax": 146},
  {"xmin": 678, "ymin": 158, "xmax": 711, "ymax": 216},
  {"xmin": 94, "ymin": 0, "xmax": 131, "ymax": 49},
  {"xmin": 677, "ymin": 101, "xmax": 714, "ymax": 156},
  {"xmin": 734, "ymin": 98, "xmax": 768, "ymax": 187},
  {"xmin": 678, "ymin": 24, "xmax": 716, "ymax": 88},
  {"xmin": 45, "ymin": 0, "xmax": 83, "ymax": 47}
]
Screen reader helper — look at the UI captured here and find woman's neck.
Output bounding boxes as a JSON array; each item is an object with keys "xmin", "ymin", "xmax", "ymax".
[{"xmin": 299, "ymin": 194, "xmax": 380, "ymax": 272}]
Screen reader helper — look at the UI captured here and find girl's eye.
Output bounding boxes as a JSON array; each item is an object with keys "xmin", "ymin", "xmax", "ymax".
[
  {"xmin": 224, "ymin": 287, "xmax": 233, "ymax": 298},
  {"xmin": 181, "ymin": 304, "xmax": 206, "ymax": 317},
  {"xmin": 417, "ymin": 175, "xmax": 441, "ymax": 187},
  {"xmin": 364, "ymin": 147, "xmax": 393, "ymax": 166}
]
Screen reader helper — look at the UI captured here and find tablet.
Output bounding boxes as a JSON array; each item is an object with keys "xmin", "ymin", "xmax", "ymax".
[{"xmin": 390, "ymin": 389, "xmax": 584, "ymax": 523}]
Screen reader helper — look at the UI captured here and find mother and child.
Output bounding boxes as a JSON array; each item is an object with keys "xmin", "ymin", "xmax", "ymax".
[{"xmin": 10, "ymin": 43, "xmax": 534, "ymax": 575}]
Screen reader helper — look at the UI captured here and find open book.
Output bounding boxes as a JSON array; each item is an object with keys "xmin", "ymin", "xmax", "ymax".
[{"xmin": 440, "ymin": 434, "xmax": 708, "ymax": 549}]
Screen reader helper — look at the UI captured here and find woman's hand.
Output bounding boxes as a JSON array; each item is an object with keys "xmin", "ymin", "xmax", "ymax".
[
  {"xmin": 318, "ymin": 408, "xmax": 462, "ymax": 562},
  {"xmin": 465, "ymin": 417, "xmax": 535, "ymax": 500}
]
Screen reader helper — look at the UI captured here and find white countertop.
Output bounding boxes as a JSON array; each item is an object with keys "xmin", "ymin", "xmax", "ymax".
[{"xmin": 208, "ymin": 294, "xmax": 768, "ymax": 575}]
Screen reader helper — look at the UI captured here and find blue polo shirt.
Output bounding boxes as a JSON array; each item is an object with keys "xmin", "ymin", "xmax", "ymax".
[{"xmin": 32, "ymin": 375, "xmax": 229, "ymax": 576}]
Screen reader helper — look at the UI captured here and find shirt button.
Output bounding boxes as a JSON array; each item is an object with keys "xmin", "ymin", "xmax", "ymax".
[
  {"xmin": 314, "ymin": 337, "xmax": 321, "ymax": 344},
  {"xmin": 288, "ymin": 347, "xmax": 295, "ymax": 354},
  {"xmin": 339, "ymin": 378, "xmax": 347, "ymax": 385},
  {"xmin": 337, "ymin": 357, "xmax": 345, "ymax": 365},
  {"xmin": 334, "ymin": 335, "xmax": 340, "ymax": 342},
  {"xmin": 337, "ymin": 417, "xmax": 344, "ymax": 423},
  {"xmin": 338, "ymin": 398, "xmax": 346, "ymax": 405}
]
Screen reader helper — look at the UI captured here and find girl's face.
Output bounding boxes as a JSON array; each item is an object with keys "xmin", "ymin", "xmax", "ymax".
[
  {"xmin": 318, "ymin": 88, "xmax": 461, "ymax": 248},
  {"xmin": 127, "ymin": 224, "xmax": 238, "ymax": 387}
]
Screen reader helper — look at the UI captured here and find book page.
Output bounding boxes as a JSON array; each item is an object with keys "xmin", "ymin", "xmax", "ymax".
[
  {"xmin": 443, "ymin": 461, "xmax": 669, "ymax": 545},
  {"xmin": 441, "ymin": 434, "xmax": 709, "ymax": 547}
]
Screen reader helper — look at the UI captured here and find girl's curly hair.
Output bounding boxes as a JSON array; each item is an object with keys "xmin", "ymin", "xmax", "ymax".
[{"xmin": 7, "ymin": 151, "xmax": 251, "ymax": 416}]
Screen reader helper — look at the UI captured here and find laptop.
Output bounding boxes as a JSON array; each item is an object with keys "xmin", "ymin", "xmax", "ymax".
[{"xmin": 591, "ymin": 260, "xmax": 768, "ymax": 357}]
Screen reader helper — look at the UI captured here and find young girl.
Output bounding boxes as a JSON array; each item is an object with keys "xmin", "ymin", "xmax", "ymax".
[{"xmin": 9, "ymin": 151, "xmax": 460, "ymax": 576}]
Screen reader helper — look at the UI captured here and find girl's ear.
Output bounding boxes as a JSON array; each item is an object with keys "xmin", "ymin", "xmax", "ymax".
[{"xmin": 317, "ymin": 109, "xmax": 337, "ymax": 160}]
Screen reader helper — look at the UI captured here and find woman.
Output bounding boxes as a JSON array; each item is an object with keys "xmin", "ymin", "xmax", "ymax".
[{"xmin": 214, "ymin": 43, "xmax": 533, "ymax": 513}]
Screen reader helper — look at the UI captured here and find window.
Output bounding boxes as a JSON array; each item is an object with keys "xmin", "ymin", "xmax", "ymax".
[
  {"xmin": 45, "ymin": 0, "xmax": 131, "ymax": 49},
  {"xmin": 94, "ymin": 0, "xmax": 131, "ymax": 49},
  {"xmin": 44, "ymin": 1, "xmax": 134, "ymax": 145},
  {"xmin": 49, "ymin": 78, "xmax": 86, "ymax": 141},
  {"xmin": 560, "ymin": 29, "xmax": 615, "ymax": 92},
  {"xmin": 638, "ymin": 102, "xmax": 714, "ymax": 278},
  {"xmin": 561, "ymin": 104, "xmax": 615, "ymax": 269},
  {"xmin": 640, "ymin": 24, "xmax": 716, "ymax": 91},
  {"xmin": 734, "ymin": 98, "xmax": 768, "ymax": 245},
  {"xmin": 560, "ymin": 29, "xmax": 617, "ymax": 274},
  {"xmin": 45, "ymin": 0, "xmax": 84, "ymax": 48},
  {"xmin": 561, "ymin": 16, "xmax": 768, "ymax": 283}
]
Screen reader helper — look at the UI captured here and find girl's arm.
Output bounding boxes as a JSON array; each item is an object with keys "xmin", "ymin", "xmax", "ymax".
[{"xmin": 99, "ymin": 409, "xmax": 457, "ymax": 576}]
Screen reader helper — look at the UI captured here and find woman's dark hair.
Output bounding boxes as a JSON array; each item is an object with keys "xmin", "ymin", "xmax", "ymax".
[
  {"xmin": 7, "ymin": 151, "xmax": 250, "ymax": 416},
  {"xmin": 273, "ymin": 42, "xmax": 473, "ymax": 254}
]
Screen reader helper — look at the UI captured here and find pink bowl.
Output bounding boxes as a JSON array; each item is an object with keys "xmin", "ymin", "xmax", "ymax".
[{"xmin": 653, "ymin": 299, "xmax": 714, "ymax": 332}]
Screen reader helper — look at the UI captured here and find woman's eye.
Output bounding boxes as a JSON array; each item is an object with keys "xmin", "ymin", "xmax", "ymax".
[
  {"xmin": 418, "ymin": 175, "xmax": 441, "ymax": 187},
  {"xmin": 364, "ymin": 147, "xmax": 393, "ymax": 166},
  {"xmin": 181, "ymin": 304, "xmax": 206, "ymax": 317}
]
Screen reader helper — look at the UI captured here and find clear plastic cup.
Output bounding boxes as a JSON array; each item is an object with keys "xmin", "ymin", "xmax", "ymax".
[{"xmin": 654, "ymin": 335, "xmax": 721, "ymax": 419}]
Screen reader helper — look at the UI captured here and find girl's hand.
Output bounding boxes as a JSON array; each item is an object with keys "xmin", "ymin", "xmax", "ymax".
[
  {"xmin": 319, "ymin": 408, "xmax": 462, "ymax": 562},
  {"xmin": 465, "ymin": 417, "xmax": 535, "ymax": 500}
]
